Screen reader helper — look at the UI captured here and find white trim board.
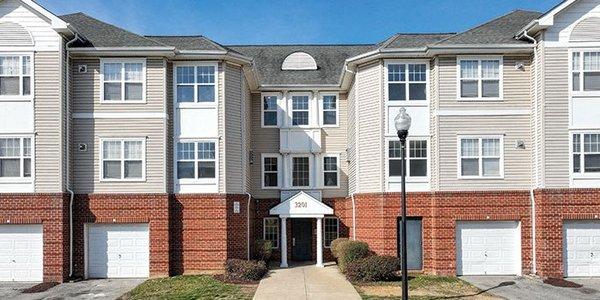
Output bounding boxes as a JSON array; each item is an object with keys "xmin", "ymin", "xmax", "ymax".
[
  {"xmin": 72, "ymin": 113, "xmax": 168, "ymax": 119},
  {"xmin": 437, "ymin": 110, "xmax": 530, "ymax": 116}
]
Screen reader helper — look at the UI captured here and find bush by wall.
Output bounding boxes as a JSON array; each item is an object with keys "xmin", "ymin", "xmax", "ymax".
[
  {"xmin": 330, "ymin": 238, "xmax": 349, "ymax": 259},
  {"xmin": 224, "ymin": 259, "xmax": 268, "ymax": 281},
  {"xmin": 345, "ymin": 255, "xmax": 400, "ymax": 282},
  {"xmin": 253, "ymin": 239, "xmax": 273, "ymax": 262},
  {"xmin": 337, "ymin": 240, "xmax": 370, "ymax": 272}
]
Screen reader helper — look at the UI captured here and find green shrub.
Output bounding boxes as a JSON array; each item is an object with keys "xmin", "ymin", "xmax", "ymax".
[
  {"xmin": 345, "ymin": 255, "xmax": 400, "ymax": 282},
  {"xmin": 224, "ymin": 259, "xmax": 268, "ymax": 281},
  {"xmin": 337, "ymin": 240, "xmax": 370, "ymax": 272},
  {"xmin": 330, "ymin": 238, "xmax": 349, "ymax": 259},
  {"xmin": 253, "ymin": 239, "xmax": 273, "ymax": 262}
]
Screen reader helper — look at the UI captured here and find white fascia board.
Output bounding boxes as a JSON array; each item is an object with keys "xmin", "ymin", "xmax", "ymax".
[
  {"xmin": 538, "ymin": 0, "xmax": 578, "ymax": 26},
  {"xmin": 21, "ymin": 0, "xmax": 69, "ymax": 31}
]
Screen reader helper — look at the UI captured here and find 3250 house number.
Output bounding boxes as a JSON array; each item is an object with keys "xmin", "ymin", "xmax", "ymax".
[{"xmin": 294, "ymin": 201, "xmax": 307, "ymax": 208}]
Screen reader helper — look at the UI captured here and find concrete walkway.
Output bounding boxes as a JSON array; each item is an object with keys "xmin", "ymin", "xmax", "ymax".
[{"xmin": 253, "ymin": 263, "xmax": 361, "ymax": 300}]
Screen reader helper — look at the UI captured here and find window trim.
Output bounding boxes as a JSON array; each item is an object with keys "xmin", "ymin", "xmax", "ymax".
[
  {"xmin": 0, "ymin": 135, "xmax": 34, "ymax": 183},
  {"xmin": 456, "ymin": 56, "xmax": 504, "ymax": 101},
  {"xmin": 289, "ymin": 92, "xmax": 312, "ymax": 128},
  {"xmin": 289, "ymin": 154, "xmax": 312, "ymax": 188},
  {"xmin": 173, "ymin": 61, "xmax": 218, "ymax": 108},
  {"xmin": 261, "ymin": 153, "xmax": 281, "ymax": 189},
  {"xmin": 570, "ymin": 130, "xmax": 600, "ymax": 179},
  {"xmin": 99, "ymin": 58, "xmax": 147, "ymax": 103},
  {"xmin": 386, "ymin": 137, "xmax": 430, "ymax": 183},
  {"xmin": 319, "ymin": 92, "xmax": 339, "ymax": 127},
  {"xmin": 323, "ymin": 217, "xmax": 339, "ymax": 249},
  {"xmin": 261, "ymin": 92, "xmax": 280, "ymax": 128},
  {"xmin": 569, "ymin": 49, "xmax": 600, "ymax": 96},
  {"xmin": 321, "ymin": 153, "xmax": 341, "ymax": 189},
  {"xmin": 174, "ymin": 139, "xmax": 219, "ymax": 185},
  {"xmin": 0, "ymin": 53, "xmax": 34, "ymax": 101},
  {"xmin": 99, "ymin": 137, "xmax": 147, "ymax": 182},
  {"xmin": 384, "ymin": 60, "xmax": 430, "ymax": 105},
  {"xmin": 263, "ymin": 217, "xmax": 280, "ymax": 249},
  {"xmin": 456, "ymin": 135, "xmax": 504, "ymax": 179}
]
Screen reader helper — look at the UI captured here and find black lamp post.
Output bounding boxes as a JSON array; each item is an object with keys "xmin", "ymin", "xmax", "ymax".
[{"xmin": 394, "ymin": 107, "xmax": 411, "ymax": 300}]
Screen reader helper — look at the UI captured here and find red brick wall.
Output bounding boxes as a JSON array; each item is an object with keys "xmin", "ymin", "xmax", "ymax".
[
  {"xmin": 72, "ymin": 194, "xmax": 170, "ymax": 278},
  {"xmin": 535, "ymin": 188, "xmax": 600, "ymax": 278},
  {"xmin": 0, "ymin": 193, "xmax": 69, "ymax": 282}
]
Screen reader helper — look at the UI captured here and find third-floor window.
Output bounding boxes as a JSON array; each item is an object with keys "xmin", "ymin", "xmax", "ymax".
[
  {"xmin": 175, "ymin": 64, "xmax": 217, "ymax": 103},
  {"xmin": 387, "ymin": 63, "xmax": 427, "ymax": 101},
  {"xmin": 458, "ymin": 57, "xmax": 502, "ymax": 100},
  {"xmin": 100, "ymin": 59, "xmax": 146, "ymax": 102},
  {"xmin": 572, "ymin": 51, "xmax": 600, "ymax": 92},
  {"xmin": 0, "ymin": 55, "xmax": 32, "ymax": 97},
  {"xmin": 291, "ymin": 95, "xmax": 310, "ymax": 126}
]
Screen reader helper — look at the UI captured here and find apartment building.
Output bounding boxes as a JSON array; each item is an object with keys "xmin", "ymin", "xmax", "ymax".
[{"xmin": 1, "ymin": 0, "xmax": 600, "ymax": 282}]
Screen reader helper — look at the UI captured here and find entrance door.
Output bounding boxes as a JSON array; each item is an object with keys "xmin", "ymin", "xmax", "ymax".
[{"xmin": 292, "ymin": 219, "xmax": 312, "ymax": 261}]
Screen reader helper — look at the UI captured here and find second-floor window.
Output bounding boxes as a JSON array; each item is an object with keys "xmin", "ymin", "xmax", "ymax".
[
  {"xmin": 389, "ymin": 140, "xmax": 428, "ymax": 178},
  {"xmin": 321, "ymin": 94, "xmax": 338, "ymax": 126},
  {"xmin": 101, "ymin": 139, "xmax": 145, "ymax": 180},
  {"xmin": 0, "ymin": 55, "xmax": 31, "ymax": 97},
  {"xmin": 572, "ymin": 51, "xmax": 600, "ymax": 92},
  {"xmin": 458, "ymin": 57, "xmax": 502, "ymax": 99},
  {"xmin": 572, "ymin": 133, "xmax": 600, "ymax": 174},
  {"xmin": 459, "ymin": 137, "xmax": 503, "ymax": 178},
  {"xmin": 101, "ymin": 59, "xmax": 145, "ymax": 102},
  {"xmin": 176, "ymin": 65, "xmax": 217, "ymax": 103},
  {"xmin": 292, "ymin": 156, "xmax": 310, "ymax": 187},
  {"xmin": 0, "ymin": 137, "xmax": 31, "ymax": 178},
  {"xmin": 322, "ymin": 155, "xmax": 339, "ymax": 187},
  {"xmin": 388, "ymin": 63, "xmax": 427, "ymax": 101},
  {"xmin": 176, "ymin": 141, "xmax": 216, "ymax": 180},
  {"xmin": 262, "ymin": 155, "xmax": 279, "ymax": 188},
  {"xmin": 291, "ymin": 95, "xmax": 310, "ymax": 126},
  {"xmin": 262, "ymin": 94, "xmax": 278, "ymax": 127}
]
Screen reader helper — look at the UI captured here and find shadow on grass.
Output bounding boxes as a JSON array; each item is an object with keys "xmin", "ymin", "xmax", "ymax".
[{"xmin": 424, "ymin": 280, "xmax": 515, "ymax": 300}]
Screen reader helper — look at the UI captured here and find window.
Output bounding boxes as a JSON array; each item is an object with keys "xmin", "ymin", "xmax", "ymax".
[
  {"xmin": 0, "ymin": 55, "xmax": 31, "ymax": 97},
  {"xmin": 101, "ymin": 139, "xmax": 145, "ymax": 180},
  {"xmin": 262, "ymin": 155, "xmax": 279, "ymax": 188},
  {"xmin": 572, "ymin": 51, "xmax": 600, "ymax": 92},
  {"xmin": 292, "ymin": 156, "xmax": 310, "ymax": 187},
  {"xmin": 175, "ymin": 64, "xmax": 217, "ymax": 103},
  {"xmin": 458, "ymin": 58, "xmax": 502, "ymax": 99},
  {"xmin": 0, "ymin": 137, "xmax": 31, "ymax": 178},
  {"xmin": 101, "ymin": 59, "xmax": 145, "ymax": 102},
  {"xmin": 389, "ymin": 140, "xmax": 428, "ymax": 178},
  {"xmin": 321, "ymin": 94, "xmax": 338, "ymax": 126},
  {"xmin": 323, "ymin": 217, "xmax": 339, "ymax": 248},
  {"xmin": 262, "ymin": 94, "xmax": 278, "ymax": 127},
  {"xmin": 572, "ymin": 133, "xmax": 600, "ymax": 174},
  {"xmin": 263, "ymin": 218, "xmax": 279, "ymax": 249},
  {"xmin": 322, "ymin": 155, "xmax": 339, "ymax": 187},
  {"xmin": 176, "ymin": 141, "xmax": 216, "ymax": 180},
  {"xmin": 387, "ymin": 63, "xmax": 427, "ymax": 101},
  {"xmin": 291, "ymin": 95, "xmax": 310, "ymax": 126},
  {"xmin": 459, "ymin": 137, "xmax": 503, "ymax": 178}
]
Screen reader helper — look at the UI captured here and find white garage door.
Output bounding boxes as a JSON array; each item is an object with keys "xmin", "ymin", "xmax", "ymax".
[
  {"xmin": 0, "ymin": 225, "xmax": 43, "ymax": 282},
  {"xmin": 87, "ymin": 224, "xmax": 149, "ymax": 278},
  {"xmin": 563, "ymin": 221, "xmax": 600, "ymax": 277},
  {"xmin": 456, "ymin": 221, "xmax": 521, "ymax": 276}
]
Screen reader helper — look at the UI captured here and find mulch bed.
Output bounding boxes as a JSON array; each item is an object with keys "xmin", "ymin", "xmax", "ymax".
[
  {"xmin": 213, "ymin": 274, "xmax": 260, "ymax": 285},
  {"xmin": 21, "ymin": 282, "xmax": 59, "ymax": 293},
  {"xmin": 543, "ymin": 277, "xmax": 583, "ymax": 288}
]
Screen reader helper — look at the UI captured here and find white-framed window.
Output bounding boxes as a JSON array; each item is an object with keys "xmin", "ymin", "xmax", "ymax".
[
  {"xmin": 176, "ymin": 141, "xmax": 217, "ymax": 182},
  {"xmin": 262, "ymin": 154, "xmax": 280, "ymax": 189},
  {"xmin": 262, "ymin": 93, "xmax": 279, "ymax": 127},
  {"xmin": 100, "ymin": 138, "xmax": 145, "ymax": 181},
  {"xmin": 263, "ymin": 217, "xmax": 279, "ymax": 249},
  {"xmin": 320, "ymin": 93, "xmax": 338, "ymax": 126},
  {"xmin": 0, "ymin": 54, "xmax": 32, "ymax": 99},
  {"xmin": 0, "ymin": 136, "xmax": 32, "ymax": 180},
  {"xmin": 572, "ymin": 132, "xmax": 600, "ymax": 176},
  {"xmin": 291, "ymin": 94, "xmax": 310, "ymax": 126},
  {"xmin": 322, "ymin": 154, "xmax": 339, "ymax": 188},
  {"xmin": 387, "ymin": 62, "xmax": 428, "ymax": 101},
  {"xmin": 323, "ymin": 217, "xmax": 339, "ymax": 248},
  {"xmin": 571, "ymin": 51, "xmax": 600, "ymax": 93},
  {"xmin": 100, "ymin": 59, "xmax": 146, "ymax": 102},
  {"xmin": 291, "ymin": 155, "xmax": 311, "ymax": 187},
  {"xmin": 388, "ymin": 139, "xmax": 428, "ymax": 179},
  {"xmin": 457, "ymin": 57, "xmax": 503, "ymax": 100},
  {"xmin": 458, "ymin": 136, "xmax": 503, "ymax": 178},
  {"xmin": 175, "ymin": 63, "xmax": 217, "ymax": 104}
]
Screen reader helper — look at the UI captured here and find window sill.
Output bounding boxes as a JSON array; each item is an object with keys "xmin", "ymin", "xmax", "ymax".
[
  {"xmin": 388, "ymin": 177, "xmax": 429, "ymax": 183},
  {"xmin": 262, "ymin": 186, "xmax": 281, "ymax": 190},
  {"xmin": 99, "ymin": 178, "xmax": 147, "ymax": 183},
  {"xmin": 177, "ymin": 179, "xmax": 218, "ymax": 185},
  {"xmin": 456, "ymin": 98, "xmax": 504, "ymax": 102},
  {"xmin": 386, "ymin": 101, "xmax": 429, "ymax": 107},
  {"xmin": 321, "ymin": 124, "xmax": 339, "ymax": 128},
  {"xmin": 321, "ymin": 185, "xmax": 341, "ymax": 189},
  {"xmin": 176, "ymin": 102, "xmax": 217, "ymax": 109},
  {"xmin": 571, "ymin": 174, "xmax": 600, "ymax": 179},
  {"xmin": 457, "ymin": 176, "xmax": 504, "ymax": 180},
  {"xmin": 572, "ymin": 91, "xmax": 600, "ymax": 97},
  {"xmin": 0, "ymin": 96, "xmax": 34, "ymax": 102},
  {"xmin": 0, "ymin": 179, "xmax": 33, "ymax": 184},
  {"xmin": 101, "ymin": 100, "xmax": 147, "ymax": 104}
]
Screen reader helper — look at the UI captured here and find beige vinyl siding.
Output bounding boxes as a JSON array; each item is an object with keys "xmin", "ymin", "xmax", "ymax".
[
  {"xmin": 34, "ymin": 51, "xmax": 63, "ymax": 193},
  {"xmin": 244, "ymin": 80, "xmax": 252, "ymax": 192},
  {"xmin": 532, "ymin": 38, "xmax": 545, "ymax": 188},
  {"xmin": 224, "ymin": 63, "xmax": 244, "ymax": 194},
  {"xmin": 346, "ymin": 81, "xmax": 357, "ymax": 194},
  {"xmin": 71, "ymin": 58, "xmax": 166, "ymax": 112},
  {"xmin": 165, "ymin": 61, "xmax": 173, "ymax": 193},
  {"xmin": 430, "ymin": 57, "xmax": 440, "ymax": 190},
  {"xmin": 542, "ymin": 47, "xmax": 570, "ymax": 188},
  {"xmin": 250, "ymin": 93, "xmax": 280, "ymax": 199},
  {"xmin": 356, "ymin": 61, "xmax": 384, "ymax": 193},
  {"xmin": 218, "ymin": 63, "xmax": 225, "ymax": 193},
  {"xmin": 569, "ymin": 17, "xmax": 600, "ymax": 42},
  {"xmin": 438, "ymin": 115, "xmax": 532, "ymax": 190},
  {"xmin": 72, "ymin": 118, "xmax": 166, "ymax": 193},
  {"xmin": 321, "ymin": 93, "xmax": 349, "ymax": 198}
]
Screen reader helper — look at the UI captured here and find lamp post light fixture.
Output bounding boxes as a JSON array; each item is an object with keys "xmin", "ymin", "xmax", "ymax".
[{"xmin": 394, "ymin": 107, "xmax": 411, "ymax": 300}]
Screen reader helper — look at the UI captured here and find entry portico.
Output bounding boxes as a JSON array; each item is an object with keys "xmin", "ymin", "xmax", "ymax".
[{"xmin": 269, "ymin": 191, "xmax": 334, "ymax": 268}]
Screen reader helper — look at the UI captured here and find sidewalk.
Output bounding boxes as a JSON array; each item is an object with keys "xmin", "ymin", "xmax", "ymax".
[{"xmin": 253, "ymin": 263, "xmax": 361, "ymax": 300}]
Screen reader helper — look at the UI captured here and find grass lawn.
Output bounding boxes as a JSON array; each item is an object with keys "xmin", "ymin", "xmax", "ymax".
[
  {"xmin": 354, "ymin": 274, "xmax": 501, "ymax": 300},
  {"xmin": 121, "ymin": 275, "xmax": 257, "ymax": 300}
]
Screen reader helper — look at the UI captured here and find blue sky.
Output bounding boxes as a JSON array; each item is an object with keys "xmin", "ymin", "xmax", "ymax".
[{"xmin": 38, "ymin": 0, "xmax": 561, "ymax": 45}]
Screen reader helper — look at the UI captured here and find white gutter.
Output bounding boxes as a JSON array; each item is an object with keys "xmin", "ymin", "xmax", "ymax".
[
  {"xmin": 350, "ymin": 193, "xmax": 357, "ymax": 240},
  {"xmin": 246, "ymin": 193, "xmax": 252, "ymax": 260}
]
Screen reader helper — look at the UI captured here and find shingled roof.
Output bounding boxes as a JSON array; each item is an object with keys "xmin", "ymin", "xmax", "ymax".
[
  {"xmin": 145, "ymin": 35, "xmax": 227, "ymax": 52},
  {"xmin": 380, "ymin": 33, "xmax": 455, "ymax": 49}
]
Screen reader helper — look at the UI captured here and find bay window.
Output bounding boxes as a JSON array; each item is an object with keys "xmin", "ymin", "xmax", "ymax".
[
  {"xmin": 572, "ymin": 51, "xmax": 600, "ymax": 92},
  {"xmin": 0, "ymin": 55, "xmax": 31, "ymax": 97},
  {"xmin": 389, "ymin": 140, "xmax": 428, "ymax": 178},
  {"xmin": 175, "ymin": 64, "xmax": 217, "ymax": 103},
  {"xmin": 458, "ymin": 57, "xmax": 502, "ymax": 99},
  {"xmin": 101, "ymin": 139, "xmax": 145, "ymax": 180},
  {"xmin": 387, "ymin": 63, "xmax": 427, "ymax": 101},
  {"xmin": 176, "ymin": 141, "xmax": 216, "ymax": 180},
  {"xmin": 101, "ymin": 59, "xmax": 145, "ymax": 102},
  {"xmin": 459, "ymin": 137, "xmax": 503, "ymax": 178},
  {"xmin": 0, "ymin": 137, "xmax": 32, "ymax": 178},
  {"xmin": 572, "ymin": 133, "xmax": 600, "ymax": 174},
  {"xmin": 263, "ymin": 218, "xmax": 279, "ymax": 249},
  {"xmin": 292, "ymin": 156, "xmax": 310, "ymax": 187},
  {"xmin": 291, "ymin": 95, "xmax": 310, "ymax": 126}
]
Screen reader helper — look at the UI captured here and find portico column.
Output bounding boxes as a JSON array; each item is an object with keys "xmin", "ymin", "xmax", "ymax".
[
  {"xmin": 280, "ymin": 217, "xmax": 288, "ymax": 268},
  {"xmin": 316, "ymin": 217, "xmax": 323, "ymax": 267}
]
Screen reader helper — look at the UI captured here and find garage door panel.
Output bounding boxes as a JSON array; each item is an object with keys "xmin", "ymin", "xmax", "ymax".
[
  {"xmin": 0, "ymin": 225, "xmax": 43, "ymax": 282},
  {"xmin": 564, "ymin": 221, "xmax": 600, "ymax": 277}
]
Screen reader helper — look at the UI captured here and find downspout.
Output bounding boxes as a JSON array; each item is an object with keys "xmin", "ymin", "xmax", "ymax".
[
  {"xmin": 246, "ymin": 192, "xmax": 252, "ymax": 260},
  {"xmin": 350, "ymin": 193, "xmax": 356, "ymax": 240},
  {"xmin": 65, "ymin": 33, "xmax": 80, "ymax": 279},
  {"xmin": 523, "ymin": 29, "xmax": 538, "ymax": 275}
]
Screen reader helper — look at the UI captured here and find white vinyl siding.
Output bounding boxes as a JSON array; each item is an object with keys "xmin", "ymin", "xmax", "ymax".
[
  {"xmin": 100, "ymin": 138, "xmax": 145, "ymax": 181},
  {"xmin": 0, "ymin": 54, "xmax": 32, "ymax": 99},
  {"xmin": 263, "ymin": 218, "xmax": 279, "ymax": 249},
  {"xmin": 458, "ymin": 57, "xmax": 503, "ymax": 100},
  {"xmin": 100, "ymin": 59, "xmax": 146, "ymax": 102},
  {"xmin": 458, "ymin": 136, "xmax": 503, "ymax": 179},
  {"xmin": 0, "ymin": 136, "xmax": 32, "ymax": 180}
]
